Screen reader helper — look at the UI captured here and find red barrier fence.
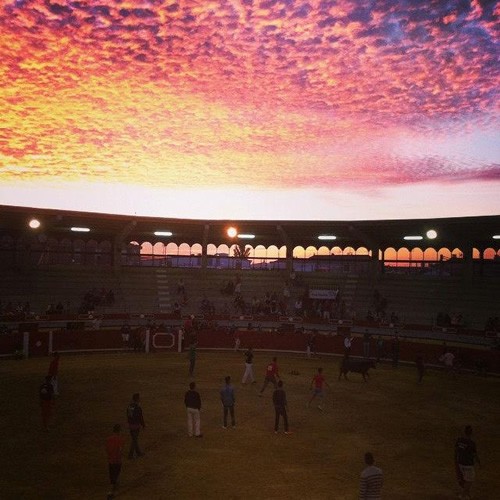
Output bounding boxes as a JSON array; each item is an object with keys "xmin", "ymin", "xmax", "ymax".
[{"xmin": 1, "ymin": 328, "xmax": 498, "ymax": 375}]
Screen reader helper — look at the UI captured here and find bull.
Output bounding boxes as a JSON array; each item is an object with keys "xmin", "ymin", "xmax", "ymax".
[{"xmin": 338, "ymin": 358, "xmax": 376, "ymax": 381}]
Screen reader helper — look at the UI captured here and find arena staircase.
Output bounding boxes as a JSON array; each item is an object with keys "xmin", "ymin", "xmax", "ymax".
[{"xmin": 156, "ymin": 268, "xmax": 172, "ymax": 313}]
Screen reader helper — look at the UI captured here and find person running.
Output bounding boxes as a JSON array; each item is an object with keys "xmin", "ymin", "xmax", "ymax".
[
  {"xmin": 220, "ymin": 376, "xmax": 236, "ymax": 429},
  {"xmin": 273, "ymin": 380, "xmax": 291, "ymax": 434},
  {"xmin": 359, "ymin": 452, "xmax": 383, "ymax": 500},
  {"xmin": 259, "ymin": 356, "xmax": 279, "ymax": 396},
  {"xmin": 126, "ymin": 393, "xmax": 145, "ymax": 459},
  {"xmin": 308, "ymin": 367, "xmax": 330, "ymax": 411},
  {"xmin": 242, "ymin": 347, "xmax": 255, "ymax": 384},
  {"xmin": 105, "ymin": 424, "xmax": 125, "ymax": 499},
  {"xmin": 455, "ymin": 425, "xmax": 480, "ymax": 500}
]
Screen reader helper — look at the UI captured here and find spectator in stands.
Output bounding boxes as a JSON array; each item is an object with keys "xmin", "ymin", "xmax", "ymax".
[
  {"xmin": 390, "ymin": 311, "xmax": 399, "ymax": 325},
  {"xmin": 172, "ymin": 301, "xmax": 181, "ymax": 318},
  {"xmin": 294, "ymin": 298, "xmax": 303, "ymax": 317},
  {"xmin": 359, "ymin": 452, "xmax": 383, "ymax": 500}
]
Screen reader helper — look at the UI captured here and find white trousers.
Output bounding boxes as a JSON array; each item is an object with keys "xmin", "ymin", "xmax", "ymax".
[
  {"xmin": 242, "ymin": 363, "xmax": 255, "ymax": 384},
  {"xmin": 187, "ymin": 408, "xmax": 201, "ymax": 436}
]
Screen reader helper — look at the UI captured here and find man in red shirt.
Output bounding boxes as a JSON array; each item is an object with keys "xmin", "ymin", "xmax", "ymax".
[
  {"xmin": 105, "ymin": 424, "xmax": 126, "ymax": 499},
  {"xmin": 308, "ymin": 367, "xmax": 330, "ymax": 411},
  {"xmin": 259, "ymin": 357, "xmax": 279, "ymax": 396}
]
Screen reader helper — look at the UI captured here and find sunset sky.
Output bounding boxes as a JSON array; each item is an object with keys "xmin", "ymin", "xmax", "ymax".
[{"xmin": 0, "ymin": 0, "xmax": 499, "ymax": 220}]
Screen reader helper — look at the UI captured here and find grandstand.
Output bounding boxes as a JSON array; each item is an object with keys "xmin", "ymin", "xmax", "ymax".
[{"xmin": 1, "ymin": 205, "xmax": 498, "ymax": 344}]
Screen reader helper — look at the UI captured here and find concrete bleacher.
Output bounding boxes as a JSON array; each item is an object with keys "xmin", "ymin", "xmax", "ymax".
[
  {"xmin": 1, "ymin": 266, "xmax": 497, "ymax": 331},
  {"xmin": 356, "ymin": 274, "xmax": 499, "ymax": 329},
  {"xmin": 0, "ymin": 266, "xmax": 125, "ymax": 315}
]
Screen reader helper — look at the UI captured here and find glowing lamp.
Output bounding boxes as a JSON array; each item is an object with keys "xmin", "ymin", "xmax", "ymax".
[
  {"xmin": 426, "ymin": 229, "xmax": 438, "ymax": 239},
  {"xmin": 227, "ymin": 227, "xmax": 237, "ymax": 238},
  {"xmin": 29, "ymin": 219, "xmax": 41, "ymax": 229}
]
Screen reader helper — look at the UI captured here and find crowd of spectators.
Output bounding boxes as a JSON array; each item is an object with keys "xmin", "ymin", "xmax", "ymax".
[
  {"xmin": 79, "ymin": 288, "xmax": 115, "ymax": 314},
  {"xmin": 436, "ymin": 311, "xmax": 464, "ymax": 328}
]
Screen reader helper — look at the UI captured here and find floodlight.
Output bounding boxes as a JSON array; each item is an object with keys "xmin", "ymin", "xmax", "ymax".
[
  {"xmin": 238, "ymin": 234, "xmax": 255, "ymax": 239},
  {"xmin": 70, "ymin": 227, "xmax": 90, "ymax": 232},
  {"xmin": 29, "ymin": 218, "xmax": 41, "ymax": 229},
  {"xmin": 426, "ymin": 229, "xmax": 437, "ymax": 239},
  {"xmin": 493, "ymin": 235, "xmax": 500, "ymax": 240},
  {"xmin": 227, "ymin": 227, "xmax": 237, "ymax": 238},
  {"xmin": 154, "ymin": 231, "xmax": 173, "ymax": 236},
  {"xmin": 404, "ymin": 236, "xmax": 423, "ymax": 241},
  {"xmin": 318, "ymin": 235, "xmax": 336, "ymax": 240}
]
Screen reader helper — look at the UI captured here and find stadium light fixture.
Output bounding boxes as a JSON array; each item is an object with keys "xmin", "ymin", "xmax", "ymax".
[
  {"xmin": 29, "ymin": 218, "xmax": 41, "ymax": 229},
  {"xmin": 318, "ymin": 235, "xmax": 336, "ymax": 240},
  {"xmin": 426, "ymin": 229, "xmax": 438, "ymax": 239},
  {"xmin": 154, "ymin": 231, "xmax": 173, "ymax": 237},
  {"xmin": 237, "ymin": 234, "xmax": 255, "ymax": 239},
  {"xmin": 227, "ymin": 226, "xmax": 238, "ymax": 238},
  {"xmin": 493, "ymin": 235, "xmax": 500, "ymax": 240},
  {"xmin": 70, "ymin": 227, "xmax": 90, "ymax": 232},
  {"xmin": 404, "ymin": 235, "xmax": 423, "ymax": 241}
]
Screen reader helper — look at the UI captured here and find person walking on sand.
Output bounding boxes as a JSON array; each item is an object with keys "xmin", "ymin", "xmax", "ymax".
[
  {"xmin": 184, "ymin": 381, "xmax": 202, "ymax": 437},
  {"xmin": 273, "ymin": 380, "xmax": 291, "ymax": 434},
  {"xmin": 259, "ymin": 356, "xmax": 279, "ymax": 396},
  {"xmin": 105, "ymin": 424, "xmax": 125, "ymax": 499},
  {"xmin": 126, "ymin": 393, "xmax": 145, "ymax": 459},
  {"xmin": 220, "ymin": 376, "xmax": 236, "ymax": 429},
  {"xmin": 359, "ymin": 452, "xmax": 383, "ymax": 500},
  {"xmin": 242, "ymin": 347, "xmax": 256, "ymax": 384},
  {"xmin": 455, "ymin": 425, "xmax": 480, "ymax": 500}
]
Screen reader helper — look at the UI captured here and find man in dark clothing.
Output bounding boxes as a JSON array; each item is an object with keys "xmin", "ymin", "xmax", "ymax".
[
  {"xmin": 455, "ymin": 425, "xmax": 480, "ymax": 500},
  {"xmin": 126, "ymin": 393, "xmax": 145, "ymax": 459},
  {"xmin": 220, "ymin": 376, "xmax": 236, "ymax": 429},
  {"xmin": 272, "ymin": 380, "xmax": 291, "ymax": 434},
  {"xmin": 184, "ymin": 381, "xmax": 202, "ymax": 437},
  {"xmin": 39, "ymin": 375, "xmax": 55, "ymax": 429}
]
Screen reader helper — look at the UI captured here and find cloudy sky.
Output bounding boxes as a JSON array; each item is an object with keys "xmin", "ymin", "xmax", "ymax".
[{"xmin": 0, "ymin": 0, "xmax": 499, "ymax": 220}]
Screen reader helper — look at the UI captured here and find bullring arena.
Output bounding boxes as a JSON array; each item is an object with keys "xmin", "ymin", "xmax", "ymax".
[{"xmin": 1, "ymin": 205, "xmax": 499, "ymax": 499}]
